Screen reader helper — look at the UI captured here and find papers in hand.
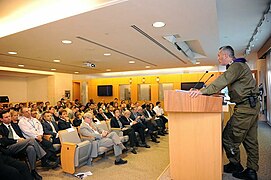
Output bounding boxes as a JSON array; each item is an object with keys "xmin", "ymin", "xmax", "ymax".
[
  {"xmin": 74, "ymin": 171, "xmax": 93, "ymax": 179},
  {"xmin": 175, "ymin": 89, "xmax": 190, "ymax": 93}
]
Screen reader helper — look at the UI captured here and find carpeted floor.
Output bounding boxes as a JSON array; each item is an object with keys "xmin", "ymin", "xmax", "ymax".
[
  {"xmin": 38, "ymin": 117, "xmax": 271, "ymax": 180},
  {"xmin": 159, "ymin": 119, "xmax": 271, "ymax": 180},
  {"xmin": 38, "ymin": 135, "xmax": 170, "ymax": 180}
]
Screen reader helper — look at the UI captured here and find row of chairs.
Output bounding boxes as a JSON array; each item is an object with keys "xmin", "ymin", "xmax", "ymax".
[{"xmin": 58, "ymin": 121, "xmax": 129, "ymax": 174}]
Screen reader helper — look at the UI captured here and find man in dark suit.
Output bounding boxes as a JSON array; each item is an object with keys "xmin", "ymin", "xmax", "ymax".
[
  {"xmin": 58, "ymin": 110, "xmax": 73, "ymax": 130},
  {"xmin": 137, "ymin": 106, "xmax": 160, "ymax": 143},
  {"xmin": 0, "ymin": 110, "xmax": 55, "ymax": 180},
  {"xmin": 96, "ymin": 107, "xmax": 110, "ymax": 121},
  {"xmin": 42, "ymin": 111, "xmax": 60, "ymax": 144},
  {"xmin": 110, "ymin": 109, "xmax": 138, "ymax": 154},
  {"xmin": 121, "ymin": 110, "xmax": 150, "ymax": 148},
  {"xmin": 0, "ymin": 151, "xmax": 32, "ymax": 180}
]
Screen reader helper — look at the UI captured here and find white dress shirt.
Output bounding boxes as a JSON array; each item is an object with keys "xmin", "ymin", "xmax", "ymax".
[
  {"xmin": 3, "ymin": 123, "xmax": 20, "ymax": 140},
  {"xmin": 18, "ymin": 116, "xmax": 44, "ymax": 139},
  {"xmin": 153, "ymin": 106, "xmax": 164, "ymax": 116}
]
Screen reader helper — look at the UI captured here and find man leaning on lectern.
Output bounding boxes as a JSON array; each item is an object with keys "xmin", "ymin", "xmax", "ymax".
[{"xmin": 190, "ymin": 46, "xmax": 260, "ymax": 180}]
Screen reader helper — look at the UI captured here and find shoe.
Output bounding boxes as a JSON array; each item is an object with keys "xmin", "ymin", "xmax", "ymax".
[
  {"xmin": 144, "ymin": 144, "xmax": 150, "ymax": 148},
  {"xmin": 232, "ymin": 168, "xmax": 258, "ymax": 180},
  {"xmin": 131, "ymin": 148, "xmax": 137, "ymax": 154},
  {"xmin": 41, "ymin": 159, "xmax": 59, "ymax": 169},
  {"xmin": 158, "ymin": 131, "xmax": 165, "ymax": 136},
  {"xmin": 151, "ymin": 139, "xmax": 160, "ymax": 143},
  {"xmin": 32, "ymin": 170, "xmax": 42, "ymax": 180},
  {"xmin": 115, "ymin": 158, "xmax": 128, "ymax": 165},
  {"xmin": 224, "ymin": 162, "xmax": 244, "ymax": 173}
]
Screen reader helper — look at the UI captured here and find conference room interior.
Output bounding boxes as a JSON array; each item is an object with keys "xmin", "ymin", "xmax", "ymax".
[{"xmin": 0, "ymin": 0, "xmax": 271, "ymax": 179}]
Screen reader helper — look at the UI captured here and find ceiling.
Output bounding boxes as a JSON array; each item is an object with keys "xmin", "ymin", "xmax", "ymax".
[{"xmin": 0, "ymin": 0, "xmax": 270, "ymax": 76}]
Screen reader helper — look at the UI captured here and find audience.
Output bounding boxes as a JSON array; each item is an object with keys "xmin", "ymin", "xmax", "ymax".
[
  {"xmin": 0, "ymin": 98, "xmax": 168, "ymax": 173},
  {"xmin": 79, "ymin": 112, "xmax": 128, "ymax": 165}
]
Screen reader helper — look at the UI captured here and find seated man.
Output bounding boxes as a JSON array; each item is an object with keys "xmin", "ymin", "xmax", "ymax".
[
  {"xmin": 137, "ymin": 107, "xmax": 160, "ymax": 143},
  {"xmin": 18, "ymin": 107, "xmax": 59, "ymax": 166},
  {"xmin": 0, "ymin": 151, "xmax": 32, "ymax": 180},
  {"xmin": 42, "ymin": 111, "xmax": 60, "ymax": 144},
  {"xmin": 121, "ymin": 110, "xmax": 150, "ymax": 148},
  {"xmin": 110, "ymin": 109, "xmax": 138, "ymax": 154},
  {"xmin": 153, "ymin": 101, "xmax": 168, "ymax": 133},
  {"xmin": 0, "ymin": 110, "xmax": 56, "ymax": 180},
  {"xmin": 72, "ymin": 111, "xmax": 83, "ymax": 127},
  {"xmin": 58, "ymin": 110, "xmax": 73, "ymax": 130},
  {"xmin": 96, "ymin": 107, "xmax": 110, "ymax": 121},
  {"xmin": 79, "ymin": 112, "xmax": 127, "ymax": 165}
]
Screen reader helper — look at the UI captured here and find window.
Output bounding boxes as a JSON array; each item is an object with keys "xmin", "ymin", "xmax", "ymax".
[
  {"xmin": 119, "ymin": 84, "xmax": 131, "ymax": 100},
  {"xmin": 138, "ymin": 84, "xmax": 151, "ymax": 101},
  {"xmin": 158, "ymin": 83, "xmax": 173, "ymax": 101}
]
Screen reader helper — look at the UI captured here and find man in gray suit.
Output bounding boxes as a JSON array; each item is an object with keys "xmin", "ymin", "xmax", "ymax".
[{"xmin": 79, "ymin": 112, "xmax": 127, "ymax": 165}]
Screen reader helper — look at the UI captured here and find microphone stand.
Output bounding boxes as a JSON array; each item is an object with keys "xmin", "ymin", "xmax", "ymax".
[
  {"xmin": 203, "ymin": 74, "xmax": 214, "ymax": 88},
  {"xmin": 193, "ymin": 71, "xmax": 208, "ymax": 89}
]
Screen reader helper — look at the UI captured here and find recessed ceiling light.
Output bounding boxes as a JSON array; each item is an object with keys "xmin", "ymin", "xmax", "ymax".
[
  {"xmin": 104, "ymin": 53, "xmax": 111, "ymax": 56},
  {"xmin": 61, "ymin": 40, "xmax": 72, "ymax": 44},
  {"xmin": 145, "ymin": 66, "xmax": 151, "ymax": 68},
  {"xmin": 18, "ymin": 64, "xmax": 24, "ymax": 67},
  {"xmin": 152, "ymin": 21, "xmax": 166, "ymax": 28},
  {"xmin": 195, "ymin": 61, "xmax": 200, "ymax": 65},
  {"xmin": 53, "ymin": 59, "xmax": 61, "ymax": 62},
  {"xmin": 74, "ymin": 72, "xmax": 79, "ymax": 74},
  {"xmin": 106, "ymin": 69, "xmax": 111, "ymax": 71},
  {"xmin": 8, "ymin": 51, "xmax": 17, "ymax": 55},
  {"xmin": 129, "ymin": 61, "xmax": 135, "ymax": 64},
  {"xmin": 51, "ymin": 68, "xmax": 56, "ymax": 71}
]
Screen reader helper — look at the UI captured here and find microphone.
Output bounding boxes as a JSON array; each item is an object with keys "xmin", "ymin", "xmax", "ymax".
[
  {"xmin": 193, "ymin": 71, "xmax": 208, "ymax": 89},
  {"xmin": 203, "ymin": 74, "xmax": 214, "ymax": 87}
]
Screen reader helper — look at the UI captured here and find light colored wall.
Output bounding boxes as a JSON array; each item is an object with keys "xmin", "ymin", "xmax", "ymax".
[
  {"xmin": 27, "ymin": 76, "xmax": 48, "ymax": 101},
  {"xmin": 54, "ymin": 73, "xmax": 73, "ymax": 103},
  {"xmin": 0, "ymin": 76, "xmax": 27, "ymax": 102}
]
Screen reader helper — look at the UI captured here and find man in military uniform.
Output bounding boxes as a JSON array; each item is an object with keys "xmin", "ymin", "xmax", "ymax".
[{"xmin": 190, "ymin": 46, "xmax": 260, "ymax": 180}]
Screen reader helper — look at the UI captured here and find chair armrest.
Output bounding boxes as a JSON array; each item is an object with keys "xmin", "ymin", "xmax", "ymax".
[
  {"xmin": 43, "ymin": 134, "xmax": 53, "ymax": 142},
  {"xmin": 61, "ymin": 142, "xmax": 77, "ymax": 174},
  {"xmin": 77, "ymin": 140, "xmax": 91, "ymax": 148},
  {"xmin": 110, "ymin": 127, "xmax": 122, "ymax": 131},
  {"xmin": 80, "ymin": 135, "xmax": 95, "ymax": 141}
]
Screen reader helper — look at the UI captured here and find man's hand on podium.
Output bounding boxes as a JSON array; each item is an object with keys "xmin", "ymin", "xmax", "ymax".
[{"xmin": 189, "ymin": 89, "xmax": 202, "ymax": 98}]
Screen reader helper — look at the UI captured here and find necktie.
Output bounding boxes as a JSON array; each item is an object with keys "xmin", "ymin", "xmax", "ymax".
[
  {"xmin": 8, "ymin": 125, "xmax": 14, "ymax": 139},
  {"xmin": 117, "ymin": 120, "xmax": 123, "ymax": 128}
]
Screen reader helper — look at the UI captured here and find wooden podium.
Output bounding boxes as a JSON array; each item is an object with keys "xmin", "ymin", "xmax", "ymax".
[{"xmin": 164, "ymin": 90, "xmax": 223, "ymax": 180}]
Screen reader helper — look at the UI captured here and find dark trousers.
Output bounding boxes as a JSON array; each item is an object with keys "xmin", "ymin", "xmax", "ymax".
[
  {"xmin": 0, "ymin": 153, "xmax": 32, "ymax": 180},
  {"xmin": 122, "ymin": 128, "xmax": 137, "ymax": 147},
  {"xmin": 131, "ymin": 123, "xmax": 146, "ymax": 144}
]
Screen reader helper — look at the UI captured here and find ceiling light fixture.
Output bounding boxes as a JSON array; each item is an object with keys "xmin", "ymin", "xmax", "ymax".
[
  {"xmin": 8, "ymin": 51, "xmax": 17, "ymax": 55},
  {"xmin": 129, "ymin": 61, "xmax": 135, "ymax": 64},
  {"xmin": 51, "ymin": 68, "xmax": 56, "ymax": 71},
  {"xmin": 74, "ymin": 72, "xmax": 79, "ymax": 74},
  {"xmin": 62, "ymin": 40, "xmax": 72, "ymax": 44},
  {"xmin": 18, "ymin": 64, "xmax": 24, "ymax": 67},
  {"xmin": 244, "ymin": 2, "xmax": 271, "ymax": 56},
  {"xmin": 152, "ymin": 21, "xmax": 166, "ymax": 28},
  {"xmin": 53, "ymin": 59, "xmax": 61, "ymax": 62},
  {"xmin": 106, "ymin": 69, "xmax": 111, "ymax": 71},
  {"xmin": 145, "ymin": 66, "xmax": 151, "ymax": 68},
  {"xmin": 104, "ymin": 53, "xmax": 111, "ymax": 56}
]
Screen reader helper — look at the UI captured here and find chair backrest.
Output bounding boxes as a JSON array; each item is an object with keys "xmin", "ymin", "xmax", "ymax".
[
  {"xmin": 96, "ymin": 121, "xmax": 110, "ymax": 131},
  {"xmin": 59, "ymin": 127, "xmax": 81, "ymax": 144}
]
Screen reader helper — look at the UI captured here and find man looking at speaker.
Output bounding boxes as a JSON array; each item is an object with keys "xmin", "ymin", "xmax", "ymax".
[{"xmin": 189, "ymin": 46, "xmax": 260, "ymax": 180}]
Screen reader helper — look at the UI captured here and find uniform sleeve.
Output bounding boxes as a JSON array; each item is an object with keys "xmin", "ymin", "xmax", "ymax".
[{"xmin": 201, "ymin": 63, "xmax": 242, "ymax": 95}]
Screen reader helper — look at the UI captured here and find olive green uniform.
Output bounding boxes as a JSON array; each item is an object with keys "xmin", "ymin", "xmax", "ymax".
[{"xmin": 201, "ymin": 61, "xmax": 260, "ymax": 171}]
